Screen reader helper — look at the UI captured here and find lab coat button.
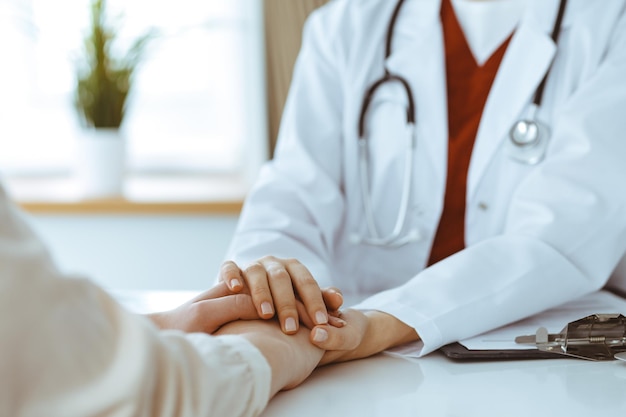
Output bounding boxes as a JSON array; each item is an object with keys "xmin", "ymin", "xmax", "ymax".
[{"xmin": 478, "ymin": 202, "xmax": 488, "ymax": 211}]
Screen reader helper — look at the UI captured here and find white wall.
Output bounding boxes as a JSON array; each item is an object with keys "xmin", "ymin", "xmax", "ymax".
[{"xmin": 26, "ymin": 214, "xmax": 239, "ymax": 291}]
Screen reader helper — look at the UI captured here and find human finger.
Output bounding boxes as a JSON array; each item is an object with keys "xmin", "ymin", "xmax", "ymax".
[
  {"xmin": 243, "ymin": 261, "xmax": 275, "ymax": 319},
  {"xmin": 285, "ymin": 260, "xmax": 329, "ymax": 326},
  {"xmin": 189, "ymin": 281, "xmax": 232, "ymax": 304},
  {"xmin": 309, "ymin": 309, "xmax": 368, "ymax": 354},
  {"xmin": 321, "ymin": 287, "xmax": 344, "ymax": 312},
  {"xmin": 310, "ymin": 324, "xmax": 361, "ymax": 352},
  {"xmin": 296, "ymin": 300, "xmax": 346, "ymax": 330},
  {"xmin": 328, "ymin": 315, "xmax": 347, "ymax": 328},
  {"xmin": 218, "ymin": 260, "xmax": 244, "ymax": 292},
  {"xmin": 261, "ymin": 258, "xmax": 300, "ymax": 334},
  {"xmin": 151, "ymin": 292, "xmax": 260, "ymax": 334},
  {"xmin": 194, "ymin": 293, "xmax": 259, "ymax": 333},
  {"xmin": 295, "ymin": 300, "xmax": 315, "ymax": 329}
]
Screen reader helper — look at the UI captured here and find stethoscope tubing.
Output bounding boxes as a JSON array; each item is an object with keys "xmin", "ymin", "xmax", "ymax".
[
  {"xmin": 353, "ymin": 0, "xmax": 567, "ymax": 247},
  {"xmin": 356, "ymin": 124, "xmax": 417, "ymax": 246}
]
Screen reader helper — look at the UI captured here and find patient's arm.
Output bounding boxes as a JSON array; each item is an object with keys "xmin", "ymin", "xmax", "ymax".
[
  {"xmin": 147, "ymin": 281, "xmax": 325, "ymax": 394},
  {"xmin": 0, "ymin": 184, "xmax": 314, "ymax": 417}
]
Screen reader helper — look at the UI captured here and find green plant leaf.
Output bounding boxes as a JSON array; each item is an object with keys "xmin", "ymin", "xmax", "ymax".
[{"xmin": 74, "ymin": 0, "xmax": 155, "ymax": 129}]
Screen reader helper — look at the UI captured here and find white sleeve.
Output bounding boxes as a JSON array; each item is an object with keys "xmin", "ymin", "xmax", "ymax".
[
  {"xmin": 0, "ymin": 186, "xmax": 271, "ymax": 417},
  {"xmin": 225, "ymin": 4, "xmax": 346, "ymax": 287}
]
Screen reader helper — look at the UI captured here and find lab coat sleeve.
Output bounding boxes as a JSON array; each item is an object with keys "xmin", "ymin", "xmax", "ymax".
[
  {"xmin": 225, "ymin": 4, "xmax": 347, "ymax": 286},
  {"xmin": 354, "ymin": 8, "xmax": 626, "ymax": 356},
  {"xmin": 0, "ymin": 186, "xmax": 271, "ymax": 417}
]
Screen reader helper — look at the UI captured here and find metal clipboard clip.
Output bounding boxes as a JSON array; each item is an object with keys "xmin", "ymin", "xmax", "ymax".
[{"xmin": 515, "ymin": 313, "xmax": 626, "ymax": 361}]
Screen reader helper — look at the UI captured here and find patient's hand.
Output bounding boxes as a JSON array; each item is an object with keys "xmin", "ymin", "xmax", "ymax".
[
  {"xmin": 216, "ymin": 319, "xmax": 324, "ymax": 395},
  {"xmin": 146, "ymin": 281, "xmax": 259, "ymax": 333}
]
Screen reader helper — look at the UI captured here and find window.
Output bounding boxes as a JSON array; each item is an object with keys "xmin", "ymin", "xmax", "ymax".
[{"xmin": 0, "ymin": 0, "xmax": 267, "ymax": 181}]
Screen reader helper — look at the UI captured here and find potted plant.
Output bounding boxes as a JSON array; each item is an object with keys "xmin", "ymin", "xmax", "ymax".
[{"xmin": 74, "ymin": 0, "xmax": 152, "ymax": 198}]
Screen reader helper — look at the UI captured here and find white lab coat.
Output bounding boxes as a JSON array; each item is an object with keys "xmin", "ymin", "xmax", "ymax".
[
  {"xmin": 0, "ymin": 186, "xmax": 271, "ymax": 417},
  {"xmin": 227, "ymin": 0, "xmax": 626, "ymax": 356}
]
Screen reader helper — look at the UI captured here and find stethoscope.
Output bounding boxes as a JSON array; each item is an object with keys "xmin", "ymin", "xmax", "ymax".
[{"xmin": 352, "ymin": 0, "xmax": 568, "ymax": 247}]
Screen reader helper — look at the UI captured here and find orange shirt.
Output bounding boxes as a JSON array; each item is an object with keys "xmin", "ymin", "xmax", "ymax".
[{"xmin": 427, "ymin": 0, "xmax": 512, "ymax": 265}]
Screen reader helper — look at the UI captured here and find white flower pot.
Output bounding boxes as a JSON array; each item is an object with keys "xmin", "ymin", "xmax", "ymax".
[{"xmin": 75, "ymin": 128, "xmax": 126, "ymax": 199}]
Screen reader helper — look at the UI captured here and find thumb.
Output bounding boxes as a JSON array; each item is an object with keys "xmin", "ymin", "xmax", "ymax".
[{"xmin": 309, "ymin": 323, "xmax": 361, "ymax": 352}]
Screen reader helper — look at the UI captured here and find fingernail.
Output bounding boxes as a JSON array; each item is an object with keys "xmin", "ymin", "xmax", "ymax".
[
  {"xmin": 261, "ymin": 302, "xmax": 273, "ymax": 316},
  {"xmin": 330, "ymin": 317, "xmax": 346, "ymax": 327},
  {"xmin": 313, "ymin": 328, "xmax": 328, "ymax": 343},
  {"xmin": 315, "ymin": 310, "xmax": 328, "ymax": 325},
  {"xmin": 285, "ymin": 317, "xmax": 297, "ymax": 332},
  {"xmin": 329, "ymin": 289, "xmax": 343, "ymax": 300},
  {"xmin": 230, "ymin": 278, "xmax": 241, "ymax": 289}
]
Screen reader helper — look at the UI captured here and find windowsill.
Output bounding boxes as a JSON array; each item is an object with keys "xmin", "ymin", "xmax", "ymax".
[{"xmin": 5, "ymin": 174, "xmax": 247, "ymax": 214}]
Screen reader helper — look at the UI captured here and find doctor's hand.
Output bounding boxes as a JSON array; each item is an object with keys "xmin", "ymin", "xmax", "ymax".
[
  {"xmin": 146, "ymin": 281, "xmax": 260, "ymax": 334},
  {"xmin": 218, "ymin": 258, "xmax": 344, "ymax": 335},
  {"xmin": 310, "ymin": 309, "xmax": 420, "ymax": 365}
]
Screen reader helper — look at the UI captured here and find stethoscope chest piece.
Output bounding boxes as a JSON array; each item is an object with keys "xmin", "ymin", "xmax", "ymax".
[
  {"xmin": 510, "ymin": 120, "xmax": 541, "ymax": 147},
  {"xmin": 506, "ymin": 119, "xmax": 550, "ymax": 165},
  {"xmin": 504, "ymin": 0, "xmax": 569, "ymax": 166}
]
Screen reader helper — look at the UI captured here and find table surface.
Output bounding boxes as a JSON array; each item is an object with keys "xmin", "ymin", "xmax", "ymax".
[
  {"xmin": 113, "ymin": 290, "xmax": 626, "ymax": 417},
  {"xmin": 262, "ymin": 351, "xmax": 626, "ymax": 417}
]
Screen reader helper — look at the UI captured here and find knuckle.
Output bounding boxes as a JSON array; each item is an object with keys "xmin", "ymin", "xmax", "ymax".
[
  {"xmin": 276, "ymin": 304, "xmax": 298, "ymax": 317},
  {"xmin": 297, "ymin": 278, "xmax": 320, "ymax": 292},
  {"xmin": 244, "ymin": 262, "xmax": 264, "ymax": 275},
  {"xmin": 260, "ymin": 255, "xmax": 277, "ymax": 263},
  {"xmin": 220, "ymin": 267, "xmax": 239, "ymax": 281},
  {"xmin": 284, "ymin": 257, "xmax": 300, "ymax": 265},
  {"xmin": 234, "ymin": 294, "xmax": 253, "ymax": 312},
  {"xmin": 220, "ymin": 260, "xmax": 238, "ymax": 271},
  {"xmin": 251, "ymin": 286, "xmax": 270, "ymax": 298},
  {"xmin": 266, "ymin": 265, "xmax": 290, "ymax": 280}
]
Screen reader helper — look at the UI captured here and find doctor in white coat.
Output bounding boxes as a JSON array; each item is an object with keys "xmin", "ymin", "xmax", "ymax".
[{"xmin": 221, "ymin": 0, "xmax": 626, "ymax": 361}]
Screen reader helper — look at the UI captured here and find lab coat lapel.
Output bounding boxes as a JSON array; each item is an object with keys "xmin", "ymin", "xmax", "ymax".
[
  {"xmin": 467, "ymin": 0, "xmax": 565, "ymax": 199},
  {"xmin": 385, "ymin": 0, "xmax": 448, "ymax": 192}
]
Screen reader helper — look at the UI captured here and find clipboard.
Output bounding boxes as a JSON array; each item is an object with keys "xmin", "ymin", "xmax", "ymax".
[
  {"xmin": 439, "ymin": 342, "xmax": 565, "ymax": 361},
  {"xmin": 438, "ymin": 290, "xmax": 626, "ymax": 361}
]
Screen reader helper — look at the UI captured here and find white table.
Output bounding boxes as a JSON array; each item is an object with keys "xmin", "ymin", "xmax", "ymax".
[
  {"xmin": 261, "ymin": 351, "xmax": 626, "ymax": 417},
  {"xmin": 114, "ymin": 290, "xmax": 626, "ymax": 417}
]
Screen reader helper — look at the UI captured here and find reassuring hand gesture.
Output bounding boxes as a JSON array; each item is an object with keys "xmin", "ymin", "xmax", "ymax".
[
  {"xmin": 218, "ymin": 257, "xmax": 345, "ymax": 334},
  {"xmin": 216, "ymin": 257, "xmax": 418, "ymax": 364}
]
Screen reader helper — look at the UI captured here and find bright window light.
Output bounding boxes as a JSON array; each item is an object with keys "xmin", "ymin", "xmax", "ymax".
[{"xmin": 0, "ymin": 0, "xmax": 267, "ymax": 177}]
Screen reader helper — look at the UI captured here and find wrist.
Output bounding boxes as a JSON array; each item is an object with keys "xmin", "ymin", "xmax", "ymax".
[
  {"xmin": 242, "ymin": 333, "xmax": 293, "ymax": 397},
  {"xmin": 364, "ymin": 310, "xmax": 419, "ymax": 351},
  {"xmin": 145, "ymin": 312, "xmax": 166, "ymax": 329},
  {"xmin": 219, "ymin": 321, "xmax": 324, "ymax": 396},
  {"xmin": 321, "ymin": 310, "xmax": 419, "ymax": 364}
]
